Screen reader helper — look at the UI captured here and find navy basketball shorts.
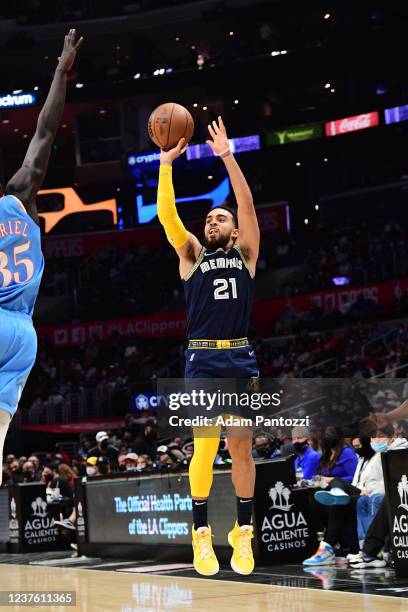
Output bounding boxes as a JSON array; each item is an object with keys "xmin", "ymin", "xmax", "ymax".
[{"xmin": 184, "ymin": 346, "xmax": 259, "ymax": 420}]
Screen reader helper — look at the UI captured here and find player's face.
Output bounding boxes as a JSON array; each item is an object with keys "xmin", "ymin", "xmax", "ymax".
[{"xmin": 204, "ymin": 209, "xmax": 238, "ymax": 250}]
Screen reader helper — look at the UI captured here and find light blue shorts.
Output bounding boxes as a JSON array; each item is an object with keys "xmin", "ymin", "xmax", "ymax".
[{"xmin": 0, "ymin": 307, "xmax": 37, "ymax": 416}]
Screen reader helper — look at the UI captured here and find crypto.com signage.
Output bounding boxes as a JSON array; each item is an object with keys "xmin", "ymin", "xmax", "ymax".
[
  {"xmin": 325, "ymin": 111, "xmax": 379, "ymax": 137},
  {"xmin": 0, "ymin": 92, "xmax": 36, "ymax": 108}
]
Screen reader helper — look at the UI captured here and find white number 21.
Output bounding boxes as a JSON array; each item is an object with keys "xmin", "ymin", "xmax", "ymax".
[{"xmin": 213, "ymin": 278, "xmax": 238, "ymax": 300}]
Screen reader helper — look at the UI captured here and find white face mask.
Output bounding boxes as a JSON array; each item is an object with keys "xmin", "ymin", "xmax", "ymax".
[{"xmin": 86, "ymin": 466, "xmax": 96, "ymax": 476}]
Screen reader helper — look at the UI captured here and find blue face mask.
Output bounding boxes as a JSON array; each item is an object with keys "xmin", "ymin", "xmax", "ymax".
[{"xmin": 371, "ymin": 441, "xmax": 388, "ymax": 453}]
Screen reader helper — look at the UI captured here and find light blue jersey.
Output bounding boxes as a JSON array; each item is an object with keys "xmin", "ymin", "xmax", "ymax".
[
  {"xmin": 0, "ymin": 194, "xmax": 43, "ymax": 416},
  {"xmin": 0, "ymin": 194, "xmax": 44, "ymax": 316}
]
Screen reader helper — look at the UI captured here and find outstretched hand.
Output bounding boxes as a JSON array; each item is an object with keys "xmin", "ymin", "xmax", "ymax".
[
  {"xmin": 160, "ymin": 138, "xmax": 186, "ymax": 164},
  {"xmin": 57, "ymin": 28, "xmax": 84, "ymax": 73},
  {"xmin": 206, "ymin": 116, "xmax": 230, "ymax": 156}
]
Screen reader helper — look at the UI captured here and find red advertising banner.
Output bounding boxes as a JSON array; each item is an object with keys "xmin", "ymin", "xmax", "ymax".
[
  {"xmin": 37, "ymin": 311, "xmax": 187, "ymax": 346},
  {"xmin": 21, "ymin": 418, "xmax": 125, "ymax": 433},
  {"xmin": 42, "ymin": 204, "xmax": 290, "ymax": 259},
  {"xmin": 37, "ymin": 278, "xmax": 408, "ymax": 345},
  {"xmin": 325, "ymin": 111, "xmax": 380, "ymax": 137}
]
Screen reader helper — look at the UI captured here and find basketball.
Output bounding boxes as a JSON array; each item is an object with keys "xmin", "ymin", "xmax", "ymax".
[{"xmin": 148, "ymin": 102, "xmax": 194, "ymax": 150}]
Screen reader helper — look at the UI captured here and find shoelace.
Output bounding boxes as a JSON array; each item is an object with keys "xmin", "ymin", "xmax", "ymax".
[
  {"xmin": 235, "ymin": 529, "xmax": 253, "ymax": 559},
  {"xmin": 196, "ymin": 531, "xmax": 214, "ymax": 560}
]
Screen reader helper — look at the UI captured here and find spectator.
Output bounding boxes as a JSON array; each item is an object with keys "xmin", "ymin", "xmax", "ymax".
[
  {"xmin": 22, "ymin": 461, "xmax": 41, "ymax": 483},
  {"xmin": 133, "ymin": 421, "xmax": 157, "ymax": 460},
  {"xmin": 124, "ymin": 452, "xmax": 139, "ymax": 471},
  {"xmin": 292, "ymin": 426, "xmax": 320, "ymax": 480},
  {"xmin": 58, "ymin": 463, "xmax": 77, "ymax": 492},
  {"xmin": 303, "ymin": 437, "xmax": 380, "ymax": 566},
  {"xmin": 351, "ymin": 426, "xmax": 408, "ymax": 568},
  {"xmin": 87, "ymin": 431, "xmax": 119, "ymax": 466},
  {"xmin": 252, "ymin": 435, "xmax": 280, "ymax": 460},
  {"xmin": 86, "ymin": 456, "xmax": 100, "ymax": 477},
  {"xmin": 317, "ymin": 426, "xmax": 357, "ymax": 483},
  {"xmin": 55, "ymin": 444, "xmax": 71, "ymax": 465}
]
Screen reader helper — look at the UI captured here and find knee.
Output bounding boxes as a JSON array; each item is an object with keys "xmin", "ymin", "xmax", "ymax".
[{"xmin": 229, "ymin": 439, "xmax": 254, "ymax": 463}]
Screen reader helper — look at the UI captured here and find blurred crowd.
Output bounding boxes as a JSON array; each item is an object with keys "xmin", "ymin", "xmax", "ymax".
[{"xmin": 37, "ymin": 218, "xmax": 407, "ymax": 324}]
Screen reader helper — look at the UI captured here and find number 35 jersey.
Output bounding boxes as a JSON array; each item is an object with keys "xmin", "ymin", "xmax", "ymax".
[
  {"xmin": 182, "ymin": 244, "xmax": 254, "ymax": 340},
  {"xmin": 0, "ymin": 194, "xmax": 44, "ymax": 317}
]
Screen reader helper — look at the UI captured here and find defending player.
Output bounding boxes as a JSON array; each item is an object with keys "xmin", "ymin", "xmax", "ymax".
[
  {"xmin": 157, "ymin": 117, "xmax": 260, "ymax": 576},
  {"xmin": 0, "ymin": 30, "xmax": 83, "ymax": 484}
]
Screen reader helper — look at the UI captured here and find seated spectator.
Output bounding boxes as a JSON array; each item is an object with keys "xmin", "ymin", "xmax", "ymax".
[
  {"xmin": 58, "ymin": 464, "xmax": 77, "ymax": 492},
  {"xmin": 118, "ymin": 454, "xmax": 127, "ymax": 471},
  {"xmin": 252, "ymin": 435, "xmax": 280, "ymax": 460},
  {"xmin": 156, "ymin": 445, "xmax": 185, "ymax": 468},
  {"xmin": 292, "ymin": 426, "xmax": 320, "ymax": 480},
  {"xmin": 351, "ymin": 426, "xmax": 408, "ymax": 568},
  {"xmin": 124, "ymin": 452, "xmax": 139, "ymax": 472},
  {"xmin": 136, "ymin": 454, "xmax": 151, "ymax": 472},
  {"xmin": 28, "ymin": 455, "xmax": 42, "ymax": 480},
  {"xmin": 317, "ymin": 426, "xmax": 357, "ymax": 483},
  {"xmin": 43, "ymin": 463, "xmax": 73, "ymax": 501},
  {"xmin": 86, "ymin": 456, "xmax": 100, "ymax": 477},
  {"xmin": 22, "ymin": 460, "xmax": 41, "ymax": 483},
  {"xmin": 303, "ymin": 437, "xmax": 379, "ymax": 566}
]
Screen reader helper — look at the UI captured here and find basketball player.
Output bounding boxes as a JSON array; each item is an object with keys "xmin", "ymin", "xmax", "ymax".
[
  {"xmin": 157, "ymin": 116, "xmax": 259, "ymax": 576},
  {"xmin": 0, "ymin": 30, "xmax": 83, "ymax": 484}
]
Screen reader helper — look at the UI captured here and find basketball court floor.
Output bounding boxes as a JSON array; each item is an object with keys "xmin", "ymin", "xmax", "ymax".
[{"xmin": 1, "ymin": 552, "xmax": 407, "ymax": 611}]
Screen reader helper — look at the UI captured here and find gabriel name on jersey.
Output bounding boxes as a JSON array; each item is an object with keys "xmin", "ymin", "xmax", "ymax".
[{"xmin": 0, "ymin": 219, "xmax": 29, "ymax": 239}]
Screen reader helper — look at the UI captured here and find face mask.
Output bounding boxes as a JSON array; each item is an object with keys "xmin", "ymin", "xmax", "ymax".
[
  {"xmin": 99, "ymin": 440, "xmax": 108, "ymax": 450},
  {"xmin": 323, "ymin": 436, "xmax": 340, "ymax": 449},
  {"xmin": 256, "ymin": 447, "xmax": 270, "ymax": 457},
  {"xmin": 86, "ymin": 466, "xmax": 96, "ymax": 476},
  {"xmin": 293, "ymin": 442, "xmax": 309, "ymax": 454},
  {"xmin": 23, "ymin": 471, "xmax": 33, "ymax": 478},
  {"xmin": 44, "ymin": 473, "xmax": 53, "ymax": 483},
  {"xmin": 354, "ymin": 447, "xmax": 365, "ymax": 457},
  {"xmin": 371, "ymin": 441, "xmax": 388, "ymax": 453}
]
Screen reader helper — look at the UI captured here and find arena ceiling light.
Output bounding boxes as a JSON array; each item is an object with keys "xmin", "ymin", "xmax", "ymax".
[
  {"xmin": 75, "ymin": 82, "xmax": 84, "ymax": 88},
  {"xmin": 133, "ymin": 73, "xmax": 141, "ymax": 79}
]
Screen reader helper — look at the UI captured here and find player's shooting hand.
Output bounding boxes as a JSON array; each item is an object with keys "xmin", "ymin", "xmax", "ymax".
[
  {"xmin": 57, "ymin": 28, "xmax": 84, "ymax": 73},
  {"xmin": 160, "ymin": 138, "xmax": 186, "ymax": 164},
  {"xmin": 206, "ymin": 116, "xmax": 230, "ymax": 157}
]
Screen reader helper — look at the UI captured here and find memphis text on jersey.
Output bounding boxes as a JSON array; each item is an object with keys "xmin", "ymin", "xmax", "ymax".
[{"xmin": 199, "ymin": 255, "xmax": 243, "ymax": 274}]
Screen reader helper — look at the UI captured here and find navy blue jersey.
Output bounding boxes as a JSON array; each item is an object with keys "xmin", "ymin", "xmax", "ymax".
[{"xmin": 182, "ymin": 244, "xmax": 254, "ymax": 339}]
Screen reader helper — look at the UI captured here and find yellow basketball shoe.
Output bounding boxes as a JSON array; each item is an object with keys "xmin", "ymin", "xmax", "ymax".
[
  {"xmin": 192, "ymin": 525, "xmax": 219, "ymax": 576},
  {"xmin": 228, "ymin": 522, "xmax": 255, "ymax": 575}
]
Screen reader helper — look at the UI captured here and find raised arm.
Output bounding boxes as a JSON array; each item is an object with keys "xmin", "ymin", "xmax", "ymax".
[
  {"xmin": 158, "ymin": 139, "xmax": 202, "ymax": 279},
  {"xmin": 5, "ymin": 29, "xmax": 83, "ymax": 223},
  {"xmin": 206, "ymin": 117, "xmax": 260, "ymax": 274}
]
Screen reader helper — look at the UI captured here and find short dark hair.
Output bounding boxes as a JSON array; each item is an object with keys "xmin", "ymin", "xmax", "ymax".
[{"xmin": 207, "ymin": 205, "xmax": 238, "ymax": 228}]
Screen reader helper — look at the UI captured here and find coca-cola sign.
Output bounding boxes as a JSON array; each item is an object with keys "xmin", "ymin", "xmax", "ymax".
[{"xmin": 325, "ymin": 111, "xmax": 379, "ymax": 137}]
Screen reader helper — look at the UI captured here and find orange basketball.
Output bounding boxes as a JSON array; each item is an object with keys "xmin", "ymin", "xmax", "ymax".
[{"xmin": 148, "ymin": 102, "xmax": 194, "ymax": 151}]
